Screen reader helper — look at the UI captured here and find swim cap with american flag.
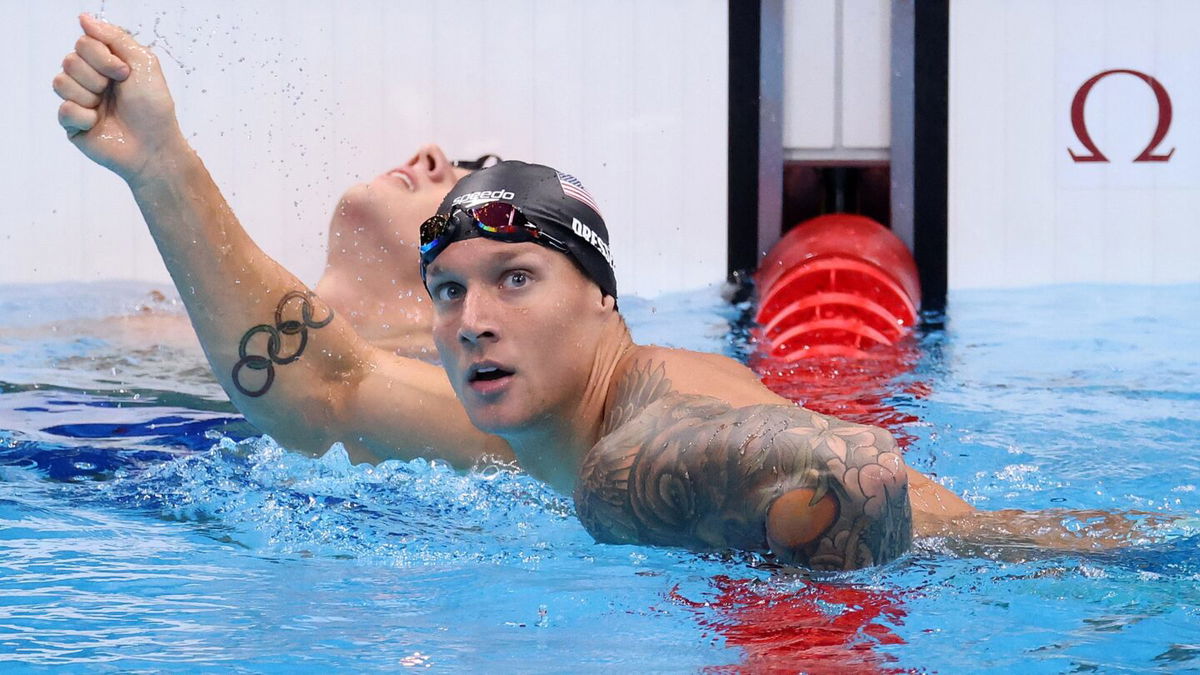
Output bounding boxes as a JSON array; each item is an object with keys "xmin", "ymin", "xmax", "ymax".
[
  {"xmin": 556, "ymin": 171, "xmax": 603, "ymax": 217},
  {"xmin": 434, "ymin": 160, "xmax": 617, "ymax": 298}
]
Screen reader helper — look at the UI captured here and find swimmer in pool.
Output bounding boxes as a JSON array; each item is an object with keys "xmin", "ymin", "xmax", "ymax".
[
  {"xmin": 15, "ymin": 146, "xmax": 488, "ymax": 360},
  {"xmin": 315, "ymin": 146, "xmax": 501, "ymax": 360},
  {"xmin": 54, "ymin": 15, "xmax": 1145, "ymax": 569}
]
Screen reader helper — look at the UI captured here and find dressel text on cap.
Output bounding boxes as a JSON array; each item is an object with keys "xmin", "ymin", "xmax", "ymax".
[
  {"xmin": 571, "ymin": 218, "xmax": 614, "ymax": 270},
  {"xmin": 451, "ymin": 189, "xmax": 517, "ymax": 208}
]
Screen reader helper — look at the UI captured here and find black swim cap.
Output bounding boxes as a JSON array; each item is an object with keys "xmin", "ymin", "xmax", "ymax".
[{"xmin": 430, "ymin": 160, "xmax": 617, "ymax": 299}]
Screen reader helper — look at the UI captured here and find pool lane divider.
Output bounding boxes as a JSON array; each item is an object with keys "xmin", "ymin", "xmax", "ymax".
[{"xmin": 755, "ymin": 214, "xmax": 921, "ymax": 361}]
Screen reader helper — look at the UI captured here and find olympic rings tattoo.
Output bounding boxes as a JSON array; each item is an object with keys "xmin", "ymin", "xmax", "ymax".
[{"xmin": 231, "ymin": 290, "xmax": 334, "ymax": 397}]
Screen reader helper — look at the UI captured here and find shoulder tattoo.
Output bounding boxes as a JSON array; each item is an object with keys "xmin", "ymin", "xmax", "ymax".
[
  {"xmin": 576, "ymin": 359, "xmax": 912, "ymax": 570},
  {"xmin": 231, "ymin": 290, "xmax": 333, "ymax": 397},
  {"xmin": 602, "ymin": 359, "xmax": 673, "ymax": 433}
]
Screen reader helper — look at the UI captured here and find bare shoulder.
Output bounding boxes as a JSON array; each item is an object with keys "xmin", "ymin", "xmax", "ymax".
[
  {"xmin": 606, "ymin": 345, "xmax": 790, "ymax": 418},
  {"xmin": 622, "ymin": 344, "xmax": 758, "ymax": 382},
  {"xmin": 599, "ymin": 346, "xmax": 724, "ymax": 439},
  {"xmin": 580, "ymin": 343, "xmax": 913, "ymax": 569}
]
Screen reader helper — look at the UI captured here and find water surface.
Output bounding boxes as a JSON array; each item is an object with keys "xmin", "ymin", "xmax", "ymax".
[{"xmin": 1, "ymin": 281, "xmax": 1198, "ymax": 672}]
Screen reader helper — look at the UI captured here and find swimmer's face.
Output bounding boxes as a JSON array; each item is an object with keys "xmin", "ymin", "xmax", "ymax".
[
  {"xmin": 426, "ymin": 238, "xmax": 613, "ymax": 433},
  {"xmin": 331, "ymin": 144, "xmax": 470, "ymax": 256}
]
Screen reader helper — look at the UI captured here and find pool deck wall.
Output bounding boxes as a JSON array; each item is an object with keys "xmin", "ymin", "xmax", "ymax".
[
  {"xmin": 948, "ymin": 0, "xmax": 1200, "ymax": 288},
  {"xmin": 8, "ymin": 0, "xmax": 729, "ymax": 299},
  {"xmin": 13, "ymin": 1, "xmax": 1196, "ymax": 297}
]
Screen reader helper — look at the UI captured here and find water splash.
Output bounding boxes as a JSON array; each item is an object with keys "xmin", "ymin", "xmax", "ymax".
[{"xmin": 100, "ymin": 434, "xmax": 584, "ymax": 565}]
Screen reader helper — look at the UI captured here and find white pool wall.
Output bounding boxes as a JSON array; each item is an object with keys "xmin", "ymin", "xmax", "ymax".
[
  {"xmin": 949, "ymin": 0, "xmax": 1200, "ymax": 288},
  {"xmin": 15, "ymin": 0, "xmax": 1193, "ymax": 298},
  {"xmin": 783, "ymin": 0, "xmax": 891, "ymax": 162},
  {"xmin": 7, "ymin": 0, "xmax": 728, "ymax": 299}
]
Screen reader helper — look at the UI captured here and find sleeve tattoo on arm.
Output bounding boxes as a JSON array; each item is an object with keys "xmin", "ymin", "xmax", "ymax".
[
  {"xmin": 232, "ymin": 290, "xmax": 334, "ymax": 397},
  {"xmin": 575, "ymin": 360, "xmax": 912, "ymax": 570}
]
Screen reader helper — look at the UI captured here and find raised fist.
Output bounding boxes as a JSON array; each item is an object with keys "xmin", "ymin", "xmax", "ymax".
[{"xmin": 53, "ymin": 14, "xmax": 186, "ymax": 184}]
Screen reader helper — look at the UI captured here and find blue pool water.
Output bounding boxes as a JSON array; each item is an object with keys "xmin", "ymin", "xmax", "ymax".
[{"xmin": 1, "ymin": 281, "xmax": 1198, "ymax": 672}]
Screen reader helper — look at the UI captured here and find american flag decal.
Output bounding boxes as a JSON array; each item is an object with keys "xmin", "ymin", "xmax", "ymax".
[{"xmin": 556, "ymin": 172, "xmax": 603, "ymax": 216}]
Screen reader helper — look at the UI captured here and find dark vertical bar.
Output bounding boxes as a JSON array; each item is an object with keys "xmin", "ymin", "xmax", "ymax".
[
  {"xmin": 727, "ymin": 0, "xmax": 763, "ymax": 279},
  {"xmin": 890, "ymin": 0, "xmax": 916, "ymax": 253},
  {"xmin": 757, "ymin": 1, "xmax": 784, "ymax": 264},
  {"xmin": 912, "ymin": 0, "xmax": 949, "ymax": 312}
]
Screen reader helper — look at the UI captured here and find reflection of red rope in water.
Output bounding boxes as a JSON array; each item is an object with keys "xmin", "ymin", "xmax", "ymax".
[
  {"xmin": 671, "ymin": 575, "xmax": 911, "ymax": 674},
  {"xmin": 753, "ymin": 341, "xmax": 929, "ymax": 448},
  {"xmin": 684, "ymin": 215, "xmax": 927, "ymax": 671},
  {"xmin": 754, "ymin": 213, "xmax": 928, "ymax": 446}
]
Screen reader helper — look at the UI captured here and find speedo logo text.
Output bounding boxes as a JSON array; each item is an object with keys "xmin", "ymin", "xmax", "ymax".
[{"xmin": 451, "ymin": 189, "xmax": 516, "ymax": 207}]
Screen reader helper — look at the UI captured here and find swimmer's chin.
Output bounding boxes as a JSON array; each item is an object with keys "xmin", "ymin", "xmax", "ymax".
[
  {"xmin": 459, "ymin": 401, "xmax": 543, "ymax": 437},
  {"xmin": 335, "ymin": 183, "xmax": 384, "ymax": 215},
  {"xmin": 462, "ymin": 410, "xmax": 523, "ymax": 436}
]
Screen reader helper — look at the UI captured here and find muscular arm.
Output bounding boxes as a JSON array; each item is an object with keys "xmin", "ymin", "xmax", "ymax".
[
  {"xmin": 575, "ymin": 361, "xmax": 912, "ymax": 570},
  {"xmin": 130, "ymin": 155, "xmax": 509, "ymax": 465},
  {"xmin": 55, "ymin": 15, "xmax": 509, "ymax": 467}
]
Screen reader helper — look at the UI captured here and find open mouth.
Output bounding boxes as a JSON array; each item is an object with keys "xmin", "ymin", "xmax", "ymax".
[
  {"xmin": 468, "ymin": 363, "xmax": 515, "ymax": 392},
  {"xmin": 470, "ymin": 365, "xmax": 514, "ymax": 381},
  {"xmin": 387, "ymin": 168, "xmax": 416, "ymax": 191},
  {"xmin": 473, "ymin": 367, "xmax": 510, "ymax": 380}
]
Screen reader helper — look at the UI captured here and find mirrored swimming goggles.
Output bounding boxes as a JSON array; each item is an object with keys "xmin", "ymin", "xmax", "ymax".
[{"xmin": 419, "ymin": 202, "xmax": 570, "ymax": 271}]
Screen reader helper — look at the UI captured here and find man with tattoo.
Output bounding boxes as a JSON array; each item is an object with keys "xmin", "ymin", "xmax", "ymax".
[
  {"xmin": 55, "ymin": 15, "xmax": 1079, "ymax": 571},
  {"xmin": 2, "ymin": 140, "xmax": 484, "ymax": 362}
]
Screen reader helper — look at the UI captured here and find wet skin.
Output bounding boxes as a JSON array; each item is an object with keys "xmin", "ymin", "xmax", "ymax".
[
  {"xmin": 425, "ymin": 238, "xmax": 621, "ymax": 491},
  {"xmin": 425, "ymin": 238, "xmax": 914, "ymax": 569},
  {"xmin": 315, "ymin": 145, "xmax": 471, "ymax": 360},
  {"xmin": 51, "ymin": 13, "xmax": 931, "ymax": 568},
  {"xmin": 55, "ymin": 13, "xmax": 1156, "ymax": 570}
]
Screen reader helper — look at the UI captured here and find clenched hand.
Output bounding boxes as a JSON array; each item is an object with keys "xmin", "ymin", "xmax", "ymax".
[{"xmin": 53, "ymin": 14, "xmax": 186, "ymax": 184}]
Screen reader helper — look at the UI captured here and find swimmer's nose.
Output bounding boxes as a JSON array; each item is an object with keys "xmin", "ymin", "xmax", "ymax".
[
  {"xmin": 409, "ymin": 144, "xmax": 453, "ymax": 183},
  {"xmin": 457, "ymin": 288, "xmax": 500, "ymax": 346}
]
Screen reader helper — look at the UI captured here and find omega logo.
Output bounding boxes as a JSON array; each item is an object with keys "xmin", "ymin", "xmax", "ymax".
[{"xmin": 1068, "ymin": 69, "xmax": 1175, "ymax": 163}]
